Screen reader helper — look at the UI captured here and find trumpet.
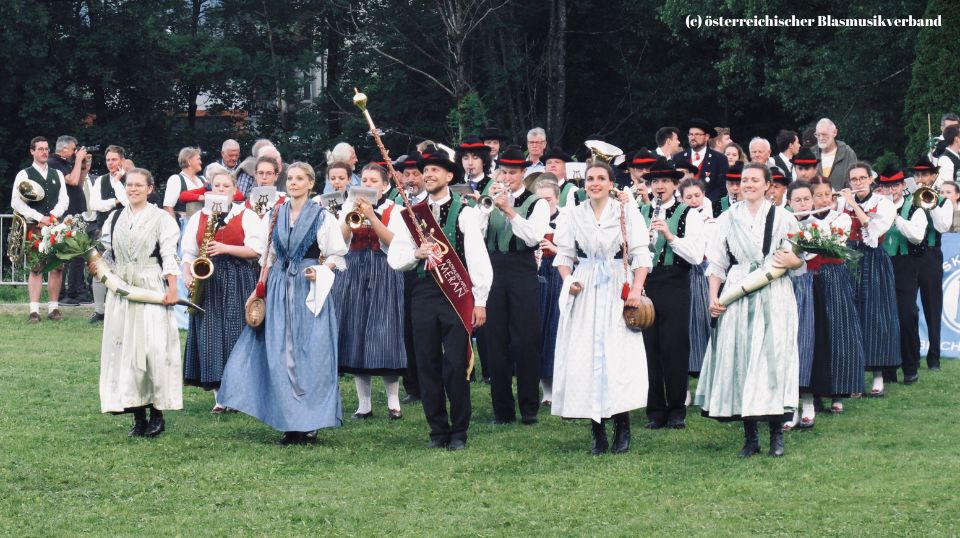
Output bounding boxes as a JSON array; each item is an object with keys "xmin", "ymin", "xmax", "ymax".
[
  {"xmin": 914, "ymin": 186, "xmax": 940, "ymax": 210},
  {"xmin": 346, "ymin": 208, "xmax": 364, "ymax": 228}
]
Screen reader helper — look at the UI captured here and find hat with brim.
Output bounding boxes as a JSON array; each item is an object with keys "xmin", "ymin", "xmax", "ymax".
[
  {"xmin": 725, "ymin": 162, "xmax": 743, "ymax": 182},
  {"xmin": 791, "ymin": 147, "xmax": 819, "ymax": 167},
  {"xmin": 685, "ymin": 118, "xmax": 718, "ymax": 138},
  {"xmin": 623, "ymin": 148, "xmax": 658, "ymax": 170},
  {"xmin": 496, "ymin": 145, "xmax": 531, "ymax": 168},
  {"xmin": 770, "ymin": 166, "xmax": 790, "ymax": 186},
  {"xmin": 910, "ymin": 156, "xmax": 940, "ymax": 174},
  {"xmin": 674, "ymin": 159, "xmax": 698, "ymax": 174},
  {"xmin": 480, "ymin": 126, "xmax": 506, "ymax": 142},
  {"xmin": 394, "ymin": 151, "xmax": 422, "ymax": 172},
  {"xmin": 877, "ymin": 164, "xmax": 905, "ymax": 185},
  {"xmin": 642, "ymin": 157, "xmax": 684, "ymax": 181},
  {"xmin": 417, "ymin": 146, "xmax": 464, "ymax": 183},
  {"xmin": 542, "ymin": 147, "xmax": 571, "ymax": 163},
  {"xmin": 457, "ymin": 135, "xmax": 491, "ymax": 155}
]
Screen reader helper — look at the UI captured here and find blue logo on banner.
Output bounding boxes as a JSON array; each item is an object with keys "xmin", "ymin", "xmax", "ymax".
[{"xmin": 920, "ymin": 234, "xmax": 960, "ymax": 358}]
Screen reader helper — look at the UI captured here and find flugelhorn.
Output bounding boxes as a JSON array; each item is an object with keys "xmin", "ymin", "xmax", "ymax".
[{"xmin": 914, "ymin": 186, "xmax": 940, "ymax": 210}]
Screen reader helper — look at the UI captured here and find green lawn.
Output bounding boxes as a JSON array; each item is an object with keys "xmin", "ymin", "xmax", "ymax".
[{"xmin": 1, "ymin": 311, "xmax": 958, "ymax": 536}]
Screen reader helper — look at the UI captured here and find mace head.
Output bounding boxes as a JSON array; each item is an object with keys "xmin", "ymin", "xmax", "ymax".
[{"xmin": 352, "ymin": 88, "xmax": 367, "ymax": 111}]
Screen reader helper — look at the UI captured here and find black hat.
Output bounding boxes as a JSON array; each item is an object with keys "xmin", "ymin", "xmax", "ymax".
[
  {"xmin": 394, "ymin": 151, "xmax": 422, "ymax": 172},
  {"xmin": 877, "ymin": 164, "xmax": 905, "ymax": 185},
  {"xmin": 496, "ymin": 145, "xmax": 532, "ymax": 168},
  {"xmin": 910, "ymin": 155, "xmax": 940, "ymax": 173},
  {"xmin": 542, "ymin": 147, "xmax": 571, "ymax": 163},
  {"xmin": 457, "ymin": 135, "xmax": 490, "ymax": 155},
  {"xmin": 725, "ymin": 162, "xmax": 743, "ymax": 182},
  {"xmin": 642, "ymin": 157, "xmax": 684, "ymax": 181},
  {"xmin": 791, "ymin": 147, "xmax": 819, "ymax": 167},
  {"xmin": 674, "ymin": 159, "xmax": 699, "ymax": 174},
  {"xmin": 623, "ymin": 148, "xmax": 658, "ymax": 170},
  {"xmin": 685, "ymin": 118, "xmax": 718, "ymax": 138},
  {"xmin": 417, "ymin": 145, "xmax": 464, "ymax": 182},
  {"xmin": 480, "ymin": 126, "xmax": 505, "ymax": 142},
  {"xmin": 770, "ymin": 166, "xmax": 790, "ymax": 186}
]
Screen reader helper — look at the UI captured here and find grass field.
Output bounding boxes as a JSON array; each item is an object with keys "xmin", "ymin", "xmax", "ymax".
[{"xmin": 1, "ymin": 310, "xmax": 958, "ymax": 536}]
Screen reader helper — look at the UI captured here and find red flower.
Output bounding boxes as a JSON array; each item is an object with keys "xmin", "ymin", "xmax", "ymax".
[
  {"xmin": 33, "ymin": 240, "xmax": 40, "ymax": 250},
  {"xmin": 50, "ymin": 236, "xmax": 56, "ymax": 246},
  {"xmin": 65, "ymin": 231, "xmax": 72, "ymax": 238},
  {"xmin": 810, "ymin": 222, "xmax": 818, "ymax": 228},
  {"xmin": 837, "ymin": 228, "xmax": 845, "ymax": 236},
  {"xmin": 27, "ymin": 230, "xmax": 33, "ymax": 241},
  {"xmin": 787, "ymin": 233, "xmax": 795, "ymax": 238}
]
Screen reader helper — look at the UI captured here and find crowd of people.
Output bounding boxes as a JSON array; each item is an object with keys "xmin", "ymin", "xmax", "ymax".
[{"xmin": 9, "ymin": 111, "xmax": 960, "ymax": 456}]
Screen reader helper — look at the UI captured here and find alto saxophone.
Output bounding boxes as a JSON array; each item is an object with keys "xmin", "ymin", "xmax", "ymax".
[{"xmin": 188, "ymin": 209, "xmax": 219, "ymax": 313}]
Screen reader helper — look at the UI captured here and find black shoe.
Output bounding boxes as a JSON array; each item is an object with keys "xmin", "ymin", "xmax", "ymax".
[
  {"xmin": 768, "ymin": 421, "xmax": 785, "ymax": 457},
  {"xmin": 27, "ymin": 312, "xmax": 41, "ymax": 324},
  {"xmin": 76, "ymin": 296, "xmax": 94, "ymax": 305},
  {"xmin": 60, "ymin": 297, "xmax": 79, "ymax": 306},
  {"xmin": 611, "ymin": 413, "xmax": 631, "ymax": 454},
  {"xmin": 303, "ymin": 430, "xmax": 318, "ymax": 442},
  {"xmin": 88, "ymin": 312, "xmax": 105, "ymax": 324},
  {"xmin": 644, "ymin": 420, "xmax": 666, "ymax": 430},
  {"xmin": 929, "ymin": 364, "xmax": 941, "ymax": 371},
  {"xmin": 521, "ymin": 415, "xmax": 538, "ymax": 425},
  {"xmin": 388, "ymin": 408, "xmax": 403, "ymax": 420},
  {"xmin": 280, "ymin": 431, "xmax": 303, "ymax": 445},
  {"xmin": 738, "ymin": 421, "xmax": 760, "ymax": 458},
  {"xmin": 144, "ymin": 410, "xmax": 165, "ymax": 437},
  {"xmin": 401, "ymin": 394, "xmax": 420, "ymax": 404},
  {"xmin": 666, "ymin": 416, "xmax": 686, "ymax": 429},
  {"xmin": 903, "ymin": 374, "xmax": 919, "ymax": 385},
  {"xmin": 352, "ymin": 411, "xmax": 373, "ymax": 419},
  {"xmin": 482, "ymin": 377, "xmax": 491, "ymax": 385},
  {"xmin": 427, "ymin": 439, "xmax": 448, "ymax": 449},
  {"xmin": 590, "ymin": 420, "xmax": 609, "ymax": 455},
  {"xmin": 447, "ymin": 439, "xmax": 467, "ymax": 451},
  {"xmin": 47, "ymin": 309, "xmax": 63, "ymax": 321},
  {"xmin": 128, "ymin": 411, "xmax": 147, "ymax": 437},
  {"xmin": 490, "ymin": 417, "xmax": 515, "ymax": 425}
]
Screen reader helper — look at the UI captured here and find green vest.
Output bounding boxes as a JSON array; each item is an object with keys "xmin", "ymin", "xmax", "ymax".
[
  {"xmin": 882, "ymin": 200, "xmax": 920, "ymax": 257},
  {"xmin": 641, "ymin": 202, "xmax": 689, "ymax": 266},
  {"xmin": 23, "ymin": 166, "xmax": 61, "ymax": 216},
  {"xmin": 465, "ymin": 178, "xmax": 494, "ymax": 208},
  {"xmin": 574, "ymin": 189, "xmax": 588, "ymax": 206},
  {"xmin": 721, "ymin": 196, "xmax": 731, "ymax": 212},
  {"xmin": 486, "ymin": 194, "xmax": 541, "ymax": 252},
  {"xmin": 925, "ymin": 199, "xmax": 947, "ymax": 247},
  {"xmin": 417, "ymin": 194, "xmax": 464, "ymax": 278},
  {"xmin": 558, "ymin": 181, "xmax": 577, "ymax": 208}
]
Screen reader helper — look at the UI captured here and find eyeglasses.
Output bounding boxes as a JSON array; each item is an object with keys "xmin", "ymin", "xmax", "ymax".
[
  {"xmin": 687, "ymin": 132, "xmax": 707, "ymax": 138},
  {"xmin": 527, "ymin": 140, "xmax": 546, "ymax": 145}
]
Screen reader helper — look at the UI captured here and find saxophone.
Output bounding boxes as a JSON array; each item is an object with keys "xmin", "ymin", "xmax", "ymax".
[{"xmin": 188, "ymin": 209, "xmax": 219, "ymax": 313}]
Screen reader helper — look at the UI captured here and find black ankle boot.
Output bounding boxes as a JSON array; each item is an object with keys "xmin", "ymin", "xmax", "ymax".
[
  {"xmin": 128, "ymin": 408, "xmax": 147, "ymax": 437},
  {"xmin": 611, "ymin": 412, "xmax": 631, "ymax": 454},
  {"xmin": 768, "ymin": 420, "xmax": 784, "ymax": 457},
  {"xmin": 144, "ymin": 408, "xmax": 165, "ymax": 437},
  {"xmin": 738, "ymin": 420, "xmax": 760, "ymax": 458},
  {"xmin": 590, "ymin": 420, "xmax": 609, "ymax": 455}
]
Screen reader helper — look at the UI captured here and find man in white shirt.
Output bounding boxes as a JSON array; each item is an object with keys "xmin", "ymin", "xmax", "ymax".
[
  {"xmin": 773, "ymin": 130, "xmax": 801, "ymax": 179},
  {"xmin": 387, "ymin": 150, "xmax": 492, "ymax": 451},
  {"xmin": 655, "ymin": 127, "xmax": 682, "ymax": 160},
  {"xmin": 749, "ymin": 137, "xmax": 776, "ymax": 168},
  {"xmin": 935, "ymin": 124, "xmax": 960, "ymax": 187},
  {"xmin": 526, "ymin": 127, "xmax": 547, "ymax": 171},
  {"xmin": 11, "ymin": 137, "xmax": 69, "ymax": 322}
]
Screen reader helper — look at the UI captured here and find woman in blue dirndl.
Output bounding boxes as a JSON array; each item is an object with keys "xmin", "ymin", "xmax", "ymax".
[
  {"xmin": 533, "ymin": 178, "xmax": 564, "ymax": 406},
  {"xmin": 218, "ymin": 162, "xmax": 348, "ymax": 445}
]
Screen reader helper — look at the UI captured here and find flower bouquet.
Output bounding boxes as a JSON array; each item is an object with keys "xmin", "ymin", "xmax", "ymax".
[
  {"xmin": 787, "ymin": 221, "xmax": 862, "ymax": 270},
  {"xmin": 27, "ymin": 216, "xmax": 202, "ymax": 311}
]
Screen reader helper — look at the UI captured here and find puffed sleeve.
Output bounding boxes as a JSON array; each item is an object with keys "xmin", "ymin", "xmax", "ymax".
[
  {"xmin": 931, "ymin": 199, "xmax": 955, "ymax": 233},
  {"xmin": 386, "ymin": 209, "xmax": 418, "ymax": 271},
  {"xmin": 776, "ymin": 211, "xmax": 801, "ymax": 250},
  {"xmin": 459, "ymin": 206, "xmax": 492, "ymax": 307},
  {"xmin": 318, "ymin": 212, "xmax": 348, "ymax": 271},
  {"xmin": 625, "ymin": 201, "xmax": 652, "ymax": 270},
  {"xmin": 242, "ymin": 208, "xmax": 267, "ymax": 256},
  {"xmin": 668, "ymin": 207, "xmax": 707, "ymax": 265},
  {"xmin": 705, "ymin": 210, "xmax": 732, "ymax": 281},
  {"xmin": 10, "ymin": 170, "xmax": 46, "ymax": 222},
  {"xmin": 158, "ymin": 210, "xmax": 182, "ymax": 277},
  {"xmin": 831, "ymin": 212, "xmax": 852, "ymax": 235},
  {"xmin": 52, "ymin": 171, "xmax": 69, "ymax": 218},
  {"xmin": 552, "ymin": 209, "xmax": 577, "ymax": 269},
  {"xmin": 162, "ymin": 174, "xmax": 182, "ymax": 208},
  {"xmin": 866, "ymin": 198, "xmax": 896, "ymax": 248},
  {"xmin": 180, "ymin": 211, "xmax": 202, "ymax": 264},
  {"xmin": 895, "ymin": 205, "xmax": 929, "ymax": 245},
  {"xmin": 100, "ymin": 209, "xmax": 116, "ymax": 264},
  {"xmin": 509, "ymin": 198, "xmax": 550, "ymax": 246}
]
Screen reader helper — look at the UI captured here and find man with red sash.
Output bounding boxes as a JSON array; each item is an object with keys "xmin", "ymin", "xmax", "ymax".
[{"xmin": 387, "ymin": 150, "xmax": 492, "ymax": 451}]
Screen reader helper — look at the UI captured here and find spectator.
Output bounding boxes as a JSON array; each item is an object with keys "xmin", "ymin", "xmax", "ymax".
[
  {"xmin": 749, "ymin": 137, "xmax": 775, "ymax": 168},
  {"xmin": 723, "ymin": 142, "xmax": 746, "ymax": 168},
  {"xmin": 773, "ymin": 130, "xmax": 801, "ymax": 179},
  {"xmin": 48, "ymin": 135, "xmax": 92, "ymax": 305},
  {"xmin": 710, "ymin": 127, "xmax": 732, "ymax": 152},
  {"xmin": 218, "ymin": 139, "xmax": 241, "ymax": 173},
  {"xmin": 812, "ymin": 118, "xmax": 858, "ymax": 191},
  {"xmin": 655, "ymin": 127, "xmax": 682, "ymax": 160},
  {"xmin": 526, "ymin": 127, "xmax": 547, "ymax": 170},
  {"xmin": 162, "ymin": 147, "xmax": 205, "ymax": 222},
  {"xmin": 322, "ymin": 142, "xmax": 360, "ymax": 193},
  {"xmin": 234, "ymin": 138, "xmax": 274, "ymax": 195}
]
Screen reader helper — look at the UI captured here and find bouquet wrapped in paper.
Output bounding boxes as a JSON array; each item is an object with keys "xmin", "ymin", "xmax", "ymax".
[{"xmin": 26, "ymin": 216, "xmax": 201, "ymax": 311}]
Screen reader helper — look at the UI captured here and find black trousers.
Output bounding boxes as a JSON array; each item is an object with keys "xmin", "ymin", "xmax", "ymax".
[
  {"xmin": 643, "ymin": 265, "xmax": 691, "ymax": 423},
  {"xmin": 485, "ymin": 251, "xmax": 542, "ymax": 421},
  {"xmin": 401, "ymin": 271, "xmax": 420, "ymax": 398},
  {"xmin": 63, "ymin": 256, "xmax": 89, "ymax": 299},
  {"xmin": 890, "ymin": 255, "xmax": 921, "ymax": 378},
  {"xmin": 918, "ymin": 247, "xmax": 943, "ymax": 366},
  {"xmin": 410, "ymin": 278, "xmax": 472, "ymax": 443}
]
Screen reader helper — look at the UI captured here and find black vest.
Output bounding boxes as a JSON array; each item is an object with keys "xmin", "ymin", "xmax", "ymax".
[{"xmin": 23, "ymin": 166, "xmax": 61, "ymax": 216}]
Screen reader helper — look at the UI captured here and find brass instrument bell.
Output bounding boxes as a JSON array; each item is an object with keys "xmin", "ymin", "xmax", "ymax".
[{"xmin": 913, "ymin": 186, "xmax": 940, "ymax": 210}]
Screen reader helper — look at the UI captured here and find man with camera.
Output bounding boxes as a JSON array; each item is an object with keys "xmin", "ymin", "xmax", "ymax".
[{"xmin": 48, "ymin": 136, "xmax": 93, "ymax": 306}]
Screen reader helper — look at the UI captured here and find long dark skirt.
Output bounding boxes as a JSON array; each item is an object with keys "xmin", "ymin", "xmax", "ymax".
[
  {"xmin": 184, "ymin": 255, "xmax": 257, "ymax": 389},
  {"xmin": 792, "ymin": 272, "xmax": 814, "ymax": 387},
  {"xmin": 538, "ymin": 255, "xmax": 563, "ymax": 379},
  {"xmin": 808, "ymin": 263, "xmax": 866, "ymax": 396},
  {"xmin": 849, "ymin": 242, "xmax": 902, "ymax": 368},
  {"xmin": 688, "ymin": 261, "xmax": 711, "ymax": 375},
  {"xmin": 331, "ymin": 247, "xmax": 407, "ymax": 375}
]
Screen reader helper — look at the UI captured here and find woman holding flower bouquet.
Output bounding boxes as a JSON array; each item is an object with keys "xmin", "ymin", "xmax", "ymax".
[
  {"xmin": 95, "ymin": 168, "xmax": 183, "ymax": 437},
  {"xmin": 694, "ymin": 163, "xmax": 804, "ymax": 458},
  {"xmin": 784, "ymin": 181, "xmax": 815, "ymax": 430},
  {"xmin": 181, "ymin": 170, "xmax": 266, "ymax": 412}
]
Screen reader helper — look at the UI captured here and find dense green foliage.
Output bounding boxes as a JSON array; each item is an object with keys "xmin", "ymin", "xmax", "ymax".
[
  {"xmin": 0, "ymin": 311, "xmax": 958, "ymax": 534},
  {"xmin": 0, "ymin": 0, "xmax": 947, "ymax": 205}
]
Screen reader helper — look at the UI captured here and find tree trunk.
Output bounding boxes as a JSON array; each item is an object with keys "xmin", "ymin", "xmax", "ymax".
[
  {"xmin": 186, "ymin": 0, "xmax": 202, "ymax": 129},
  {"xmin": 324, "ymin": 6, "xmax": 341, "ymax": 137}
]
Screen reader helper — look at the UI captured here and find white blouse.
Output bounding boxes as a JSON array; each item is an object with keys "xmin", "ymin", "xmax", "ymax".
[
  {"xmin": 181, "ymin": 203, "xmax": 268, "ymax": 264},
  {"xmin": 553, "ymin": 197, "xmax": 653, "ymax": 271}
]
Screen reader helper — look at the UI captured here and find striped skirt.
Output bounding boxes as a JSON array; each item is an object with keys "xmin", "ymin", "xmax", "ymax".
[
  {"xmin": 849, "ymin": 242, "xmax": 902, "ymax": 368},
  {"xmin": 808, "ymin": 264, "xmax": 866, "ymax": 396},
  {"xmin": 538, "ymin": 255, "xmax": 563, "ymax": 379},
  {"xmin": 688, "ymin": 261, "xmax": 711, "ymax": 374},
  {"xmin": 331, "ymin": 248, "xmax": 407, "ymax": 375},
  {"xmin": 792, "ymin": 272, "xmax": 814, "ymax": 387},
  {"xmin": 184, "ymin": 255, "xmax": 257, "ymax": 389}
]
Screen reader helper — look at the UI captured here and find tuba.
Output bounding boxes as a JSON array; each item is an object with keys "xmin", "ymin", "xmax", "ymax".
[
  {"xmin": 188, "ymin": 208, "xmax": 219, "ymax": 313},
  {"xmin": 913, "ymin": 186, "xmax": 940, "ymax": 210},
  {"xmin": 6, "ymin": 179, "xmax": 46, "ymax": 263},
  {"xmin": 584, "ymin": 140, "xmax": 624, "ymax": 164}
]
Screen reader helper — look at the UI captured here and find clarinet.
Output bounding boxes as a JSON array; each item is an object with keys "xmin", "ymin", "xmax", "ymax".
[{"xmin": 648, "ymin": 194, "xmax": 663, "ymax": 253}]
